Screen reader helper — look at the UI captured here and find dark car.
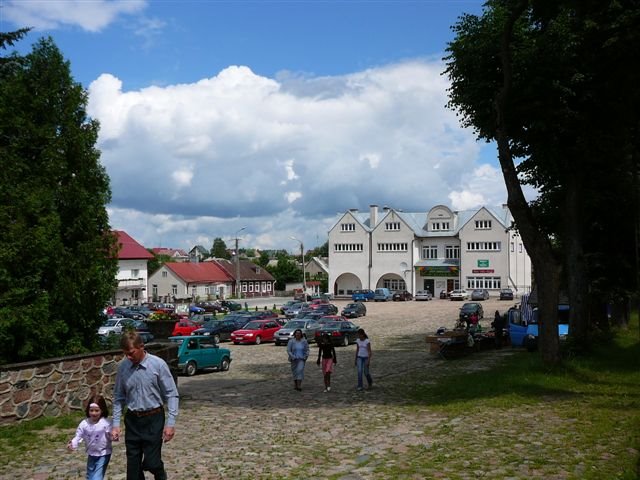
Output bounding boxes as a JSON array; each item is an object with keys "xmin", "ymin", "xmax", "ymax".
[
  {"xmin": 311, "ymin": 303, "xmax": 339, "ymax": 315},
  {"xmin": 196, "ymin": 301, "xmax": 229, "ymax": 314},
  {"xmin": 128, "ymin": 305, "xmax": 155, "ymax": 317},
  {"xmin": 470, "ymin": 289, "xmax": 490, "ymax": 301},
  {"xmin": 341, "ymin": 302, "xmax": 367, "ymax": 318},
  {"xmin": 392, "ymin": 290, "xmax": 413, "ymax": 301},
  {"xmin": 113, "ymin": 307, "xmax": 146, "ymax": 320},
  {"xmin": 191, "ymin": 318, "xmax": 246, "ymax": 343},
  {"xmin": 499, "ymin": 288, "xmax": 514, "ymax": 300},
  {"xmin": 459, "ymin": 302, "xmax": 484, "ymax": 322},
  {"xmin": 314, "ymin": 321, "xmax": 359, "ymax": 347},
  {"xmin": 439, "ymin": 290, "xmax": 450, "ymax": 299},
  {"xmin": 131, "ymin": 320, "xmax": 154, "ymax": 343},
  {"xmin": 220, "ymin": 300, "xmax": 243, "ymax": 311}
]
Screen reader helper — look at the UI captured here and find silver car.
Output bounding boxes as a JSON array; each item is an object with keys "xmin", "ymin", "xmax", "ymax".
[
  {"xmin": 414, "ymin": 290, "xmax": 433, "ymax": 301},
  {"xmin": 274, "ymin": 319, "xmax": 320, "ymax": 346},
  {"xmin": 97, "ymin": 318, "xmax": 134, "ymax": 336}
]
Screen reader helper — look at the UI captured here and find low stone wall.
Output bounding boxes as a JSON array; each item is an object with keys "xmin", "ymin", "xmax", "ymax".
[{"xmin": 0, "ymin": 343, "xmax": 178, "ymax": 426}]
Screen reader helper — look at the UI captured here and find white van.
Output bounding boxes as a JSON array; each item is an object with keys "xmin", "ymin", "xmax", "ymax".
[{"xmin": 374, "ymin": 288, "xmax": 393, "ymax": 302}]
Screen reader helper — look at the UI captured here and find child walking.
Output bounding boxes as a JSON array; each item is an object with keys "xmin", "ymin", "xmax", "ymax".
[
  {"xmin": 355, "ymin": 328, "xmax": 373, "ymax": 391},
  {"xmin": 67, "ymin": 395, "xmax": 113, "ymax": 480},
  {"xmin": 316, "ymin": 332, "xmax": 337, "ymax": 392}
]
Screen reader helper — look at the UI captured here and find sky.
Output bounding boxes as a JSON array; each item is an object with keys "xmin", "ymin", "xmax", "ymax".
[{"xmin": 1, "ymin": 0, "xmax": 520, "ymax": 255}]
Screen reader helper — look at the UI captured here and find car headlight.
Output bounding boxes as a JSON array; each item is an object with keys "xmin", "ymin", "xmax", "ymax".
[
  {"xmin": 203, "ymin": 332, "xmax": 210, "ymax": 336},
  {"xmin": 245, "ymin": 333, "xmax": 254, "ymax": 337}
]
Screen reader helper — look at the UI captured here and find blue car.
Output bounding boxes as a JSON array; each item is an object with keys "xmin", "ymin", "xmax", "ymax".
[
  {"xmin": 352, "ymin": 289, "xmax": 375, "ymax": 302},
  {"xmin": 169, "ymin": 335, "xmax": 232, "ymax": 376},
  {"xmin": 508, "ymin": 305, "xmax": 570, "ymax": 351}
]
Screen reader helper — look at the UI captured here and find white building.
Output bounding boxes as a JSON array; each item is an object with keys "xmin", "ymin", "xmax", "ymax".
[
  {"xmin": 328, "ymin": 204, "xmax": 531, "ymax": 297},
  {"xmin": 114, "ymin": 230, "xmax": 153, "ymax": 306}
]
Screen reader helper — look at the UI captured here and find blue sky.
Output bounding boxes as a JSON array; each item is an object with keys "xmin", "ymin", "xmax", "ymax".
[{"xmin": 2, "ymin": 0, "xmax": 511, "ymax": 254}]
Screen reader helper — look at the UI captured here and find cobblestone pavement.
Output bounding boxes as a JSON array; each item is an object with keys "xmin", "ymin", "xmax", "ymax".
[{"xmin": 3, "ymin": 297, "xmax": 518, "ymax": 480}]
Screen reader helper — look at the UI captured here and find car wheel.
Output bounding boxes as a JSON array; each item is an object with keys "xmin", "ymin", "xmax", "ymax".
[
  {"xmin": 220, "ymin": 357, "xmax": 230, "ymax": 371},
  {"xmin": 185, "ymin": 361, "xmax": 197, "ymax": 377},
  {"xmin": 342, "ymin": 336, "xmax": 349, "ymax": 347},
  {"xmin": 255, "ymin": 336, "xmax": 261, "ymax": 345},
  {"xmin": 213, "ymin": 334, "xmax": 220, "ymax": 344}
]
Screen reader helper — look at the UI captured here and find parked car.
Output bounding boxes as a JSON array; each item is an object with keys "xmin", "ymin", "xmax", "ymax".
[
  {"xmin": 392, "ymin": 290, "xmax": 413, "ymax": 301},
  {"xmin": 127, "ymin": 305, "xmax": 155, "ymax": 317},
  {"xmin": 280, "ymin": 300, "xmax": 297, "ymax": 315},
  {"xmin": 314, "ymin": 321, "xmax": 359, "ymax": 347},
  {"xmin": 98, "ymin": 318, "xmax": 135, "ymax": 336},
  {"xmin": 439, "ymin": 290, "xmax": 450, "ymax": 299},
  {"xmin": 169, "ymin": 335, "xmax": 232, "ymax": 376},
  {"xmin": 309, "ymin": 303, "xmax": 339, "ymax": 315},
  {"xmin": 274, "ymin": 319, "xmax": 321, "ymax": 346},
  {"xmin": 131, "ymin": 320, "xmax": 154, "ymax": 343},
  {"xmin": 230, "ymin": 319, "xmax": 281, "ymax": 345},
  {"xmin": 499, "ymin": 288, "xmax": 514, "ymax": 300},
  {"xmin": 351, "ymin": 289, "xmax": 375, "ymax": 302},
  {"xmin": 470, "ymin": 289, "xmax": 490, "ymax": 301},
  {"xmin": 171, "ymin": 318, "xmax": 204, "ymax": 337},
  {"xmin": 196, "ymin": 301, "xmax": 228, "ymax": 314},
  {"xmin": 252, "ymin": 310, "xmax": 279, "ymax": 320},
  {"xmin": 284, "ymin": 302, "xmax": 309, "ymax": 318},
  {"xmin": 341, "ymin": 302, "xmax": 367, "ymax": 318},
  {"xmin": 190, "ymin": 313, "xmax": 220, "ymax": 324},
  {"xmin": 459, "ymin": 302, "xmax": 484, "ymax": 322},
  {"xmin": 113, "ymin": 307, "xmax": 146, "ymax": 320},
  {"xmin": 220, "ymin": 300, "xmax": 243, "ymax": 311},
  {"xmin": 317, "ymin": 315, "xmax": 346, "ymax": 324},
  {"xmin": 191, "ymin": 318, "xmax": 246, "ymax": 343},
  {"xmin": 449, "ymin": 289, "xmax": 468, "ymax": 301},
  {"xmin": 415, "ymin": 290, "xmax": 433, "ymax": 301},
  {"xmin": 374, "ymin": 288, "xmax": 393, "ymax": 302},
  {"xmin": 189, "ymin": 304, "xmax": 206, "ymax": 315}
]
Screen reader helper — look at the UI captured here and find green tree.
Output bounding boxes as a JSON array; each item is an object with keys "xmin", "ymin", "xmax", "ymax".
[
  {"xmin": 147, "ymin": 249, "xmax": 171, "ymax": 276},
  {"xmin": 308, "ymin": 241, "xmax": 328, "ymax": 258},
  {"xmin": 266, "ymin": 253, "xmax": 300, "ymax": 291},
  {"xmin": 257, "ymin": 251, "xmax": 270, "ymax": 268},
  {"xmin": 210, "ymin": 237, "xmax": 230, "ymax": 259},
  {"xmin": 0, "ymin": 35, "xmax": 117, "ymax": 363}
]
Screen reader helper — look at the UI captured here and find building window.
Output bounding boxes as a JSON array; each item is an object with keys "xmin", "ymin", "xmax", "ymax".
[
  {"xmin": 191, "ymin": 286, "xmax": 196, "ymax": 297},
  {"xmin": 162, "ymin": 271, "xmax": 168, "ymax": 278},
  {"xmin": 519, "ymin": 243, "xmax": 523, "ymax": 253},
  {"xmin": 341, "ymin": 223, "xmax": 356, "ymax": 232},
  {"xmin": 152, "ymin": 284, "xmax": 158, "ymax": 297},
  {"xmin": 130, "ymin": 269, "xmax": 139, "ymax": 278},
  {"xmin": 475, "ymin": 220, "xmax": 492, "ymax": 229},
  {"xmin": 385, "ymin": 222, "xmax": 401, "ymax": 231},
  {"xmin": 171, "ymin": 285, "xmax": 178, "ymax": 295},
  {"xmin": 378, "ymin": 243, "xmax": 408, "ymax": 252},
  {"xmin": 510, "ymin": 242, "xmax": 515, "ymax": 252},
  {"xmin": 267, "ymin": 282, "xmax": 272, "ymax": 291},
  {"xmin": 383, "ymin": 279, "xmax": 406, "ymax": 290},
  {"xmin": 334, "ymin": 243, "xmax": 364, "ymax": 252},
  {"xmin": 432, "ymin": 222, "xmax": 450, "ymax": 231},
  {"xmin": 466, "ymin": 241, "xmax": 501, "ymax": 251},
  {"xmin": 467, "ymin": 276, "xmax": 502, "ymax": 289},
  {"xmin": 249, "ymin": 283, "xmax": 254, "ymax": 292},
  {"xmin": 242, "ymin": 283, "xmax": 247, "ymax": 292},
  {"xmin": 445, "ymin": 245, "xmax": 460, "ymax": 259},
  {"xmin": 422, "ymin": 245, "xmax": 438, "ymax": 259}
]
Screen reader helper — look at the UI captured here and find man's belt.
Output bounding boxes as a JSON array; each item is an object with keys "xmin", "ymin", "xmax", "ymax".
[{"xmin": 128, "ymin": 406, "xmax": 163, "ymax": 417}]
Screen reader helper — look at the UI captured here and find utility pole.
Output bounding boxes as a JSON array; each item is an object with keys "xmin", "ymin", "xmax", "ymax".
[
  {"xmin": 235, "ymin": 227, "xmax": 246, "ymax": 299},
  {"xmin": 290, "ymin": 236, "xmax": 305, "ymax": 296}
]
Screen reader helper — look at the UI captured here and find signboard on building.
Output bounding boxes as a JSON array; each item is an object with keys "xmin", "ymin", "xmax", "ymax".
[
  {"xmin": 417, "ymin": 266, "xmax": 459, "ymax": 277},
  {"xmin": 472, "ymin": 269, "xmax": 495, "ymax": 273},
  {"xmin": 477, "ymin": 259, "xmax": 489, "ymax": 268}
]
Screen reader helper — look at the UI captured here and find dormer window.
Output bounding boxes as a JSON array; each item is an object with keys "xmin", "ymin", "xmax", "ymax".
[
  {"xmin": 385, "ymin": 222, "xmax": 401, "ymax": 231},
  {"xmin": 341, "ymin": 223, "xmax": 356, "ymax": 232},
  {"xmin": 475, "ymin": 220, "xmax": 492, "ymax": 229},
  {"xmin": 432, "ymin": 222, "xmax": 450, "ymax": 231}
]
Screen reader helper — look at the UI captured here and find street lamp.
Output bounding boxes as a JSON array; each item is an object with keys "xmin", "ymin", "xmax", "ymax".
[
  {"xmin": 235, "ymin": 227, "xmax": 246, "ymax": 299},
  {"xmin": 290, "ymin": 236, "xmax": 306, "ymax": 296}
]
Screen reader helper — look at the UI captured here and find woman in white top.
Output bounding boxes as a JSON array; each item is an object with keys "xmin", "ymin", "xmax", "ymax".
[{"xmin": 354, "ymin": 328, "xmax": 373, "ymax": 391}]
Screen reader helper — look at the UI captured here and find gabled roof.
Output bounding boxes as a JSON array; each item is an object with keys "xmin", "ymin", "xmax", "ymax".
[
  {"xmin": 115, "ymin": 231, "xmax": 153, "ymax": 260},
  {"xmin": 307, "ymin": 256, "xmax": 329, "ymax": 274},
  {"xmin": 190, "ymin": 245, "xmax": 209, "ymax": 255},
  {"xmin": 211, "ymin": 258, "xmax": 276, "ymax": 282},
  {"xmin": 165, "ymin": 262, "xmax": 233, "ymax": 283},
  {"xmin": 152, "ymin": 247, "xmax": 189, "ymax": 257}
]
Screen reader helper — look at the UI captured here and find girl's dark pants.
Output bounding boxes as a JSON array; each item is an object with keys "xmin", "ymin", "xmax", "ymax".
[{"xmin": 124, "ymin": 409, "xmax": 167, "ymax": 480}]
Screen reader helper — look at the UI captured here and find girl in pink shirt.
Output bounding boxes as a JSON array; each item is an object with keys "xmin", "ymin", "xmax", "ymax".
[{"xmin": 67, "ymin": 395, "xmax": 112, "ymax": 480}]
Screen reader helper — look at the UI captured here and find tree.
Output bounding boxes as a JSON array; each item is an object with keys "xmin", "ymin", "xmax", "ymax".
[
  {"xmin": 210, "ymin": 237, "xmax": 230, "ymax": 259},
  {"xmin": 147, "ymin": 249, "xmax": 171, "ymax": 276},
  {"xmin": 0, "ymin": 35, "xmax": 117, "ymax": 363},
  {"xmin": 266, "ymin": 253, "xmax": 300, "ymax": 291},
  {"xmin": 308, "ymin": 241, "xmax": 329, "ymax": 258},
  {"xmin": 446, "ymin": 1, "xmax": 640, "ymax": 361},
  {"xmin": 257, "ymin": 251, "xmax": 270, "ymax": 268}
]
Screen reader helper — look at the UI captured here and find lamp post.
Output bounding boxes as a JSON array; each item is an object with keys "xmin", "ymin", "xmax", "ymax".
[
  {"xmin": 235, "ymin": 227, "xmax": 246, "ymax": 299},
  {"xmin": 290, "ymin": 236, "xmax": 306, "ymax": 296}
]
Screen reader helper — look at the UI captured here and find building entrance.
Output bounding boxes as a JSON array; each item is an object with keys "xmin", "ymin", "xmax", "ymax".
[{"xmin": 422, "ymin": 279, "xmax": 434, "ymax": 295}]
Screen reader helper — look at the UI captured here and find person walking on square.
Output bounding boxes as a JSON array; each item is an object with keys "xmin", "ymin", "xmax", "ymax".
[
  {"xmin": 492, "ymin": 310, "xmax": 506, "ymax": 349},
  {"xmin": 355, "ymin": 328, "xmax": 373, "ymax": 391},
  {"xmin": 287, "ymin": 328, "xmax": 309, "ymax": 391},
  {"xmin": 316, "ymin": 332, "xmax": 337, "ymax": 392},
  {"xmin": 67, "ymin": 395, "xmax": 113, "ymax": 480},
  {"xmin": 111, "ymin": 331, "xmax": 179, "ymax": 480}
]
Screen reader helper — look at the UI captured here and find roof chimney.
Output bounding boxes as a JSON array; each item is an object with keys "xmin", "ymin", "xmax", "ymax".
[{"xmin": 369, "ymin": 204, "xmax": 378, "ymax": 227}]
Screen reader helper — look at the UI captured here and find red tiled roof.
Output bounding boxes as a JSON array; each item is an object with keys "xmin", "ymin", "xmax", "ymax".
[
  {"xmin": 152, "ymin": 247, "xmax": 189, "ymax": 257},
  {"xmin": 115, "ymin": 231, "xmax": 153, "ymax": 260},
  {"xmin": 166, "ymin": 262, "xmax": 233, "ymax": 283}
]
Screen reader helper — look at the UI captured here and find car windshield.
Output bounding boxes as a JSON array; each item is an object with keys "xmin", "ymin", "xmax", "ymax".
[
  {"xmin": 203, "ymin": 320, "xmax": 223, "ymax": 328},
  {"xmin": 345, "ymin": 304, "xmax": 358, "ymax": 308},
  {"xmin": 103, "ymin": 320, "xmax": 118, "ymax": 327},
  {"xmin": 320, "ymin": 324, "xmax": 340, "ymax": 331},
  {"xmin": 284, "ymin": 321, "xmax": 306, "ymax": 329},
  {"xmin": 461, "ymin": 304, "xmax": 478, "ymax": 312},
  {"xmin": 243, "ymin": 322, "xmax": 263, "ymax": 330}
]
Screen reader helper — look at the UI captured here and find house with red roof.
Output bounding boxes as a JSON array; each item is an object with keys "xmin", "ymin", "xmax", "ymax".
[
  {"xmin": 210, "ymin": 258, "xmax": 276, "ymax": 298},
  {"xmin": 151, "ymin": 247, "xmax": 189, "ymax": 262},
  {"xmin": 148, "ymin": 262, "xmax": 235, "ymax": 302},
  {"xmin": 114, "ymin": 230, "xmax": 154, "ymax": 306}
]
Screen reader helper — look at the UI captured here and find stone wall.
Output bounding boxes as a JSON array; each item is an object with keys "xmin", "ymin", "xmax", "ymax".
[{"xmin": 0, "ymin": 343, "xmax": 178, "ymax": 426}]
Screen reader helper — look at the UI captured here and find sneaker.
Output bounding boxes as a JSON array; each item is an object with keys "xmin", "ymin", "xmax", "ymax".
[
  {"xmin": 323, "ymin": 388, "xmax": 328, "ymax": 393},
  {"xmin": 327, "ymin": 386, "xmax": 331, "ymax": 392},
  {"xmin": 356, "ymin": 386, "xmax": 364, "ymax": 391}
]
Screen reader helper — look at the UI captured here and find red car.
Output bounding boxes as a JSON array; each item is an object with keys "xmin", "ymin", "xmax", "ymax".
[
  {"xmin": 230, "ymin": 319, "xmax": 281, "ymax": 345},
  {"xmin": 171, "ymin": 318, "xmax": 203, "ymax": 337}
]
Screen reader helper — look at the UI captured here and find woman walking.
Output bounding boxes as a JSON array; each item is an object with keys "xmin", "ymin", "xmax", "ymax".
[
  {"xmin": 287, "ymin": 329, "xmax": 309, "ymax": 391},
  {"xmin": 355, "ymin": 328, "xmax": 373, "ymax": 391},
  {"xmin": 317, "ymin": 332, "xmax": 337, "ymax": 392}
]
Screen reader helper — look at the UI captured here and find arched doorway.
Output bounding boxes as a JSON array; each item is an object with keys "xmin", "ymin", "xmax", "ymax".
[
  {"xmin": 375, "ymin": 273, "xmax": 406, "ymax": 291},
  {"xmin": 333, "ymin": 273, "xmax": 362, "ymax": 296}
]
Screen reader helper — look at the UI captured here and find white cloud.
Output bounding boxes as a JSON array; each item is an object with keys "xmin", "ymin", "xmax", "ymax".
[
  {"xmin": 2, "ymin": 0, "xmax": 147, "ymax": 32},
  {"xmin": 90, "ymin": 60, "xmax": 507, "ymax": 249}
]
